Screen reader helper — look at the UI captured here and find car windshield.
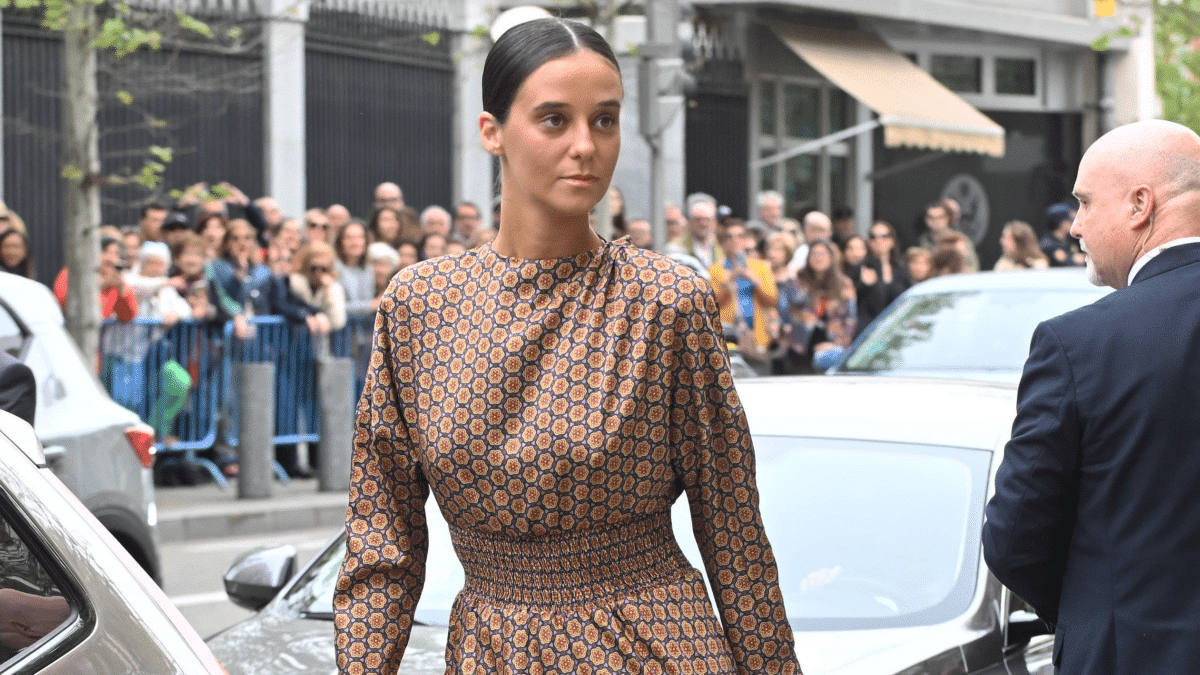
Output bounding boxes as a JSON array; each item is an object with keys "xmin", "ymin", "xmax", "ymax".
[
  {"xmin": 842, "ymin": 288, "xmax": 1104, "ymax": 373},
  {"xmin": 287, "ymin": 438, "xmax": 989, "ymax": 632}
]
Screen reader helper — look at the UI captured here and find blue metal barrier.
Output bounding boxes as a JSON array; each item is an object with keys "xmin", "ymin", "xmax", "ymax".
[
  {"xmin": 331, "ymin": 311, "xmax": 375, "ymax": 401},
  {"xmin": 224, "ymin": 316, "xmax": 320, "ymax": 448},
  {"xmin": 100, "ymin": 318, "xmax": 227, "ymax": 484}
]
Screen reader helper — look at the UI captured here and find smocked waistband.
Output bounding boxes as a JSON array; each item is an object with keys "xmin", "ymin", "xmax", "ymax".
[{"xmin": 450, "ymin": 513, "xmax": 691, "ymax": 606}]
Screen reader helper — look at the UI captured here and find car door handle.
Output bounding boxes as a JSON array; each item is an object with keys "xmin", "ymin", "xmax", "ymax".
[{"xmin": 43, "ymin": 445, "xmax": 66, "ymax": 462}]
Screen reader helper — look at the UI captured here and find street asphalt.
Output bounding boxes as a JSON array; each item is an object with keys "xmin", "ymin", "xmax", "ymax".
[{"xmin": 156, "ymin": 476, "xmax": 350, "ymax": 543}]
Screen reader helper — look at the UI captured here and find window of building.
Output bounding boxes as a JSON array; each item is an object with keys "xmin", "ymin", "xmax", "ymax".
[
  {"xmin": 931, "ymin": 55, "xmax": 982, "ymax": 93},
  {"xmin": 756, "ymin": 76, "xmax": 854, "ymax": 221},
  {"xmin": 995, "ymin": 57, "xmax": 1036, "ymax": 95}
]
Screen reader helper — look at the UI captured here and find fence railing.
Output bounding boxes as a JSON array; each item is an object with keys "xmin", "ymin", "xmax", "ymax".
[{"xmin": 99, "ymin": 312, "xmax": 375, "ymax": 473}]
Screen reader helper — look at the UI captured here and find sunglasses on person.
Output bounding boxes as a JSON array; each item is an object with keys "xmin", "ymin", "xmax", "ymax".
[
  {"xmin": 307, "ymin": 222, "xmax": 330, "ymax": 230},
  {"xmin": 868, "ymin": 231, "xmax": 892, "ymax": 240},
  {"xmin": 308, "ymin": 264, "xmax": 331, "ymax": 274}
]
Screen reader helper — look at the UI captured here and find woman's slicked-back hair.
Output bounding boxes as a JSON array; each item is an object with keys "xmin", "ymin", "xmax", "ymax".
[{"xmin": 483, "ymin": 18, "xmax": 620, "ymax": 125}]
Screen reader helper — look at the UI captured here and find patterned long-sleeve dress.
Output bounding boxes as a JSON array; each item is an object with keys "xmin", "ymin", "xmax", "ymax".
[{"xmin": 335, "ymin": 238, "xmax": 801, "ymax": 675}]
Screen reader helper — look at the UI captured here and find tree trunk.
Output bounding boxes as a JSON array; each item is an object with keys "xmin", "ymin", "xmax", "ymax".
[{"xmin": 62, "ymin": 1, "xmax": 103, "ymax": 366}]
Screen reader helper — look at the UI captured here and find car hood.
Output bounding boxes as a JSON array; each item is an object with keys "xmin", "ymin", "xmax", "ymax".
[
  {"xmin": 208, "ymin": 612, "xmax": 984, "ymax": 675},
  {"xmin": 835, "ymin": 369, "xmax": 1021, "ymax": 385},
  {"xmin": 207, "ymin": 613, "xmax": 448, "ymax": 675}
]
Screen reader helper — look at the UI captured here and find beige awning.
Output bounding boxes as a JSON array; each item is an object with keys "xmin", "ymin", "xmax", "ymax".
[{"xmin": 768, "ymin": 22, "xmax": 1006, "ymax": 157}]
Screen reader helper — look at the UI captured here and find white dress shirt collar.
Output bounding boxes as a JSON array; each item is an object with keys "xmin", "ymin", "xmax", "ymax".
[{"xmin": 1127, "ymin": 237, "xmax": 1200, "ymax": 286}]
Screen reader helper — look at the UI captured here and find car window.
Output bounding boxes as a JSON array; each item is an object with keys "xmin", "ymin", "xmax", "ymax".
[
  {"xmin": 749, "ymin": 437, "xmax": 991, "ymax": 631},
  {"xmin": 0, "ymin": 504, "xmax": 79, "ymax": 669},
  {"xmin": 843, "ymin": 289, "xmax": 1104, "ymax": 373}
]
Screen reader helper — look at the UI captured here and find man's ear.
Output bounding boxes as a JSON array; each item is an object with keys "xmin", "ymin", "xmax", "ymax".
[
  {"xmin": 479, "ymin": 112, "xmax": 503, "ymax": 157},
  {"xmin": 1130, "ymin": 184, "xmax": 1155, "ymax": 230}
]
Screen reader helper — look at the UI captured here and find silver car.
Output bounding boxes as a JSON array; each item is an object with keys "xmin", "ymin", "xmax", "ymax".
[
  {"xmin": 0, "ymin": 272, "xmax": 160, "ymax": 582},
  {"xmin": 0, "ymin": 410, "xmax": 226, "ymax": 673},
  {"xmin": 838, "ymin": 268, "xmax": 1110, "ymax": 383},
  {"xmin": 209, "ymin": 376, "xmax": 1054, "ymax": 675}
]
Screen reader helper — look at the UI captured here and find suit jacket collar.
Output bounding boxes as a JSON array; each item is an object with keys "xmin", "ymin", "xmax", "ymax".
[{"xmin": 1131, "ymin": 241, "xmax": 1200, "ymax": 285}]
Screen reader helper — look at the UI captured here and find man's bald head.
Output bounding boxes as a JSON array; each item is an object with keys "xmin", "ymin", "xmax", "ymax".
[
  {"xmin": 1071, "ymin": 120, "xmax": 1200, "ymax": 288},
  {"xmin": 803, "ymin": 211, "xmax": 832, "ymax": 243}
]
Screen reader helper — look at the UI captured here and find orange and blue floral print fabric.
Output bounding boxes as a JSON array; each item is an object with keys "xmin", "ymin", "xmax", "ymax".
[{"xmin": 334, "ymin": 238, "xmax": 801, "ymax": 675}]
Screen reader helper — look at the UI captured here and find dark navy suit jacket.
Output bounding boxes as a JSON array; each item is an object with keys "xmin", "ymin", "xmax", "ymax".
[
  {"xmin": 983, "ymin": 242, "xmax": 1200, "ymax": 674},
  {"xmin": 0, "ymin": 350, "xmax": 35, "ymax": 426}
]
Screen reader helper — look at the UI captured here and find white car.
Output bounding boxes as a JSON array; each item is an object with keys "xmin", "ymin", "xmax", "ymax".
[
  {"xmin": 0, "ymin": 410, "xmax": 225, "ymax": 673},
  {"xmin": 0, "ymin": 272, "xmax": 160, "ymax": 581},
  {"xmin": 209, "ymin": 376, "xmax": 1054, "ymax": 675}
]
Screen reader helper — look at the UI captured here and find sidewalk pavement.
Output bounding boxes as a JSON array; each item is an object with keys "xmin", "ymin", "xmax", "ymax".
[{"xmin": 156, "ymin": 477, "xmax": 350, "ymax": 543}]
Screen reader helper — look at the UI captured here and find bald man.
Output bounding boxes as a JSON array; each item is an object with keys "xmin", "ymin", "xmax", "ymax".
[
  {"xmin": 983, "ymin": 120, "xmax": 1200, "ymax": 675},
  {"xmin": 373, "ymin": 182, "xmax": 404, "ymax": 211}
]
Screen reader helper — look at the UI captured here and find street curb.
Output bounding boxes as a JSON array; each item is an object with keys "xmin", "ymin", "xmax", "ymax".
[{"xmin": 157, "ymin": 490, "xmax": 349, "ymax": 543}]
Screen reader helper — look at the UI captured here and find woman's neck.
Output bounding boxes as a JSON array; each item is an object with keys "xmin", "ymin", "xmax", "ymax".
[{"xmin": 491, "ymin": 207, "xmax": 603, "ymax": 260}]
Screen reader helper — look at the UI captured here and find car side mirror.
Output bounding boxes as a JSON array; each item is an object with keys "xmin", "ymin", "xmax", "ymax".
[
  {"xmin": 223, "ymin": 544, "xmax": 297, "ymax": 611},
  {"xmin": 1007, "ymin": 609, "xmax": 1053, "ymax": 646}
]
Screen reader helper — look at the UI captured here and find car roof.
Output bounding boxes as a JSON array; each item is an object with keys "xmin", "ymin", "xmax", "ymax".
[
  {"xmin": 735, "ymin": 375, "xmax": 1016, "ymax": 452},
  {"xmin": 0, "ymin": 271, "xmax": 64, "ymax": 330},
  {"xmin": 902, "ymin": 268, "xmax": 1106, "ymax": 295},
  {"xmin": 0, "ymin": 408, "xmax": 44, "ymax": 465}
]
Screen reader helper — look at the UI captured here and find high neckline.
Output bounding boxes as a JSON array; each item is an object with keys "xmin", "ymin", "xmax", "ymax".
[{"xmin": 480, "ymin": 238, "xmax": 617, "ymax": 269}]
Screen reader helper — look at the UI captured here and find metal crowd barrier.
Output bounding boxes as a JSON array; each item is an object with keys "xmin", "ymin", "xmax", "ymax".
[{"xmin": 100, "ymin": 312, "xmax": 376, "ymax": 486}]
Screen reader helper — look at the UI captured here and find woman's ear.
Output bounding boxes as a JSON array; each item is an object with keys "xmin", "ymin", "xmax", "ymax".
[{"xmin": 479, "ymin": 112, "xmax": 503, "ymax": 157}]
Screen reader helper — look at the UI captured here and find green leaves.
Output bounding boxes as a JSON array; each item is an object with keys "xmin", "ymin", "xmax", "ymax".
[{"xmin": 176, "ymin": 11, "xmax": 213, "ymax": 38}]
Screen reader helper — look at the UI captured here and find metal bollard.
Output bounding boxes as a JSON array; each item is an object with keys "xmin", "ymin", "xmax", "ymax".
[
  {"xmin": 237, "ymin": 361, "xmax": 276, "ymax": 499},
  {"xmin": 317, "ymin": 356, "xmax": 354, "ymax": 492}
]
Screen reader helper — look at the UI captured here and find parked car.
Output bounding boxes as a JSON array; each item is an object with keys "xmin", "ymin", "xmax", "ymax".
[
  {"xmin": 0, "ymin": 272, "xmax": 160, "ymax": 582},
  {"xmin": 836, "ymin": 268, "xmax": 1111, "ymax": 382},
  {"xmin": 0, "ymin": 409, "xmax": 227, "ymax": 673},
  {"xmin": 208, "ymin": 376, "xmax": 1054, "ymax": 675}
]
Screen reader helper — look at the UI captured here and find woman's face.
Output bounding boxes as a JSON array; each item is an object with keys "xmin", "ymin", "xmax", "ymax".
[
  {"xmin": 397, "ymin": 243, "xmax": 418, "ymax": 269},
  {"xmin": 766, "ymin": 241, "xmax": 789, "ymax": 269},
  {"xmin": 306, "ymin": 252, "xmax": 335, "ymax": 285},
  {"xmin": 868, "ymin": 225, "xmax": 893, "ymax": 255},
  {"xmin": 909, "ymin": 256, "xmax": 931, "ymax": 281},
  {"xmin": 1000, "ymin": 229, "xmax": 1016, "ymax": 256},
  {"xmin": 177, "ymin": 249, "xmax": 205, "ymax": 276},
  {"xmin": 375, "ymin": 212, "xmax": 400, "ymax": 241},
  {"xmin": 423, "ymin": 235, "xmax": 447, "ymax": 260},
  {"xmin": 341, "ymin": 224, "xmax": 367, "ymax": 259},
  {"xmin": 843, "ymin": 238, "xmax": 867, "ymax": 266},
  {"xmin": 483, "ymin": 49, "xmax": 622, "ymax": 222},
  {"xmin": 202, "ymin": 218, "xmax": 226, "ymax": 247},
  {"xmin": 808, "ymin": 244, "xmax": 832, "ymax": 273},
  {"xmin": 371, "ymin": 257, "xmax": 396, "ymax": 287},
  {"xmin": 1, "ymin": 236, "xmax": 26, "ymax": 268},
  {"xmin": 230, "ymin": 225, "xmax": 257, "ymax": 258}
]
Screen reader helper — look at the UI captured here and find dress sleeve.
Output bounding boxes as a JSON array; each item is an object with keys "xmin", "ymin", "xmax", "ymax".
[
  {"xmin": 334, "ymin": 284, "xmax": 430, "ymax": 675},
  {"xmin": 668, "ymin": 277, "xmax": 802, "ymax": 675}
]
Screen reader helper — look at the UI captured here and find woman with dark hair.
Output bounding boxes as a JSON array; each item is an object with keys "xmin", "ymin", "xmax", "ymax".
[
  {"xmin": 207, "ymin": 218, "xmax": 270, "ymax": 339},
  {"xmin": 367, "ymin": 206, "xmax": 404, "ymax": 248},
  {"xmin": 196, "ymin": 213, "xmax": 228, "ymax": 261},
  {"xmin": 336, "ymin": 17, "xmax": 801, "ymax": 675},
  {"xmin": 797, "ymin": 240, "xmax": 857, "ymax": 371},
  {"xmin": 0, "ymin": 230, "xmax": 33, "ymax": 278},
  {"xmin": 853, "ymin": 220, "xmax": 911, "ymax": 334},
  {"xmin": 334, "ymin": 220, "xmax": 373, "ymax": 315}
]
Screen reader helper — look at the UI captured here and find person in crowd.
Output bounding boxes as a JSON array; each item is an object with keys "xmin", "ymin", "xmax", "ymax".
[
  {"xmin": 263, "ymin": 241, "xmax": 313, "ymax": 324},
  {"xmin": 930, "ymin": 242, "xmax": 968, "ymax": 277},
  {"xmin": 754, "ymin": 189, "xmax": 800, "ymax": 236},
  {"xmin": 196, "ymin": 213, "xmax": 227, "ymax": 261},
  {"xmin": 366, "ymin": 242, "xmax": 400, "ymax": 310},
  {"xmin": 268, "ymin": 218, "xmax": 303, "ymax": 254},
  {"xmin": 920, "ymin": 199, "xmax": 979, "ymax": 271},
  {"xmin": 305, "ymin": 208, "xmax": 334, "ymax": 246},
  {"xmin": 831, "ymin": 206, "xmax": 856, "ymax": 248},
  {"xmin": 395, "ymin": 241, "xmax": 419, "ymax": 270},
  {"xmin": 452, "ymin": 202, "xmax": 484, "ymax": 244},
  {"xmin": 664, "ymin": 193, "xmax": 724, "ymax": 270},
  {"xmin": 167, "ymin": 233, "xmax": 216, "ymax": 321},
  {"xmin": 854, "ymin": 221, "xmax": 911, "ymax": 333},
  {"xmin": 0, "ymin": 230, "xmax": 33, "ymax": 278},
  {"xmin": 373, "ymin": 182, "xmax": 404, "ymax": 211},
  {"xmin": 208, "ymin": 219, "xmax": 270, "ymax": 340},
  {"xmin": 139, "ymin": 202, "xmax": 169, "ymax": 243},
  {"xmin": 932, "ymin": 230, "xmax": 974, "ymax": 275},
  {"xmin": 334, "ymin": 220, "xmax": 373, "ymax": 315},
  {"xmin": 122, "ymin": 228, "xmax": 143, "ymax": 272},
  {"xmin": 1040, "ymin": 202, "xmax": 1086, "ymax": 266},
  {"xmin": 419, "ymin": 206, "xmax": 452, "ymax": 239},
  {"xmin": 788, "ymin": 210, "xmax": 832, "ymax": 275},
  {"xmin": 327, "ymin": 204, "xmax": 352, "ymax": 232},
  {"xmin": 445, "ymin": 240, "xmax": 467, "ymax": 257},
  {"xmin": 984, "ymin": 119, "xmax": 1200, "ymax": 674},
  {"xmin": 797, "ymin": 240, "xmax": 856, "ymax": 371},
  {"xmin": 160, "ymin": 212, "xmax": 193, "ymax": 251},
  {"xmin": 764, "ymin": 231, "xmax": 807, "ymax": 375},
  {"xmin": 711, "ymin": 219, "xmax": 778, "ymax": 368},
  {"xmin": 994, "ymin": 220, "xmax": 1049, "ymax": 271},
  {"xmin": 54, "ymin": 236, "xmax": 137, "ymax": 322},
  {"xmin": 626, "ymin": 218, "xmax": 652, "ymax": 249},
  {"xmin": 469, "ymin": 227, "xmax": 497, "ymax": 248},
  {"xmin": 127, "ymin": 242, "xmax": 192, "ymax": 325},
  {"xmin": 253, "ymin": 196, "xmax": 285, "ymax": 232},
  {"xmin": 420, "ymin": 232, "xmax": 448, "ymax": 260},
  {"xmin": 905, "ymin": 246, "xmax": 934, "ymax": 283},
  {"xmin": 176, "ymin": 182, "xmax": 269, "ymax": 244},
  {"xmin": 289, "ymin": 241, "xmax": 347, "ymax": 337},
  {"xmin": 841, "ymin": 234, "xmax": 868, "ymax": 270},
  {"xmin": 336, "ymin": 18, "xmax": 800, "ymax": 675},
  {"xmin": 606, "ymin": 186, "xmax": 627, "ymax": 238},
  {"xmin": 368, "ymin": 206, "xmax": 405, "ymax": 249},
  {"xmin": 743, "ymin": 222, "xmax": 766, "ymax": 261},
  {"xmin": 664, "ymin": 202, "xmax": 685, "ymax": 242}
]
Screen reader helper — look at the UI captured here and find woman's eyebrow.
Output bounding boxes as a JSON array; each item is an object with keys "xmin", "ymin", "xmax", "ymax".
[{"xmin": 531, "ymin": 100, "xmax": 621, "ymax": 114}]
